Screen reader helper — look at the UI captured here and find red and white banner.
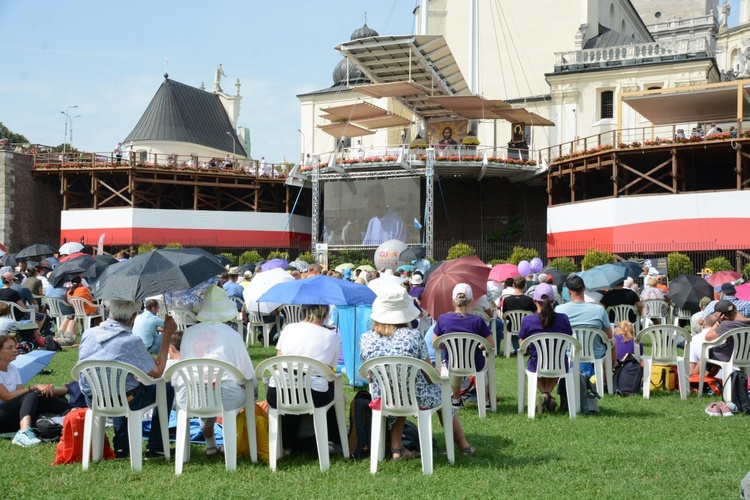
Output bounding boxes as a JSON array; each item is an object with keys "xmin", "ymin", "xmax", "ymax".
[{"xmin": 547, "ymin": 191, "xmax": 750, "ymax": 257}]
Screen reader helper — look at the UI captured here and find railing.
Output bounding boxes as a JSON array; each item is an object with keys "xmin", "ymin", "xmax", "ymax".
[
  {"xmin": 647, "ymin": 14, "xmax": 715, "ymax": 34},
  {"xmin": 539, "ymin": 119, "xmax": 749, "ymax": 165},
  {"xmin": 554, "ymin": 36, "xmax": 712, "ymax": 72}
]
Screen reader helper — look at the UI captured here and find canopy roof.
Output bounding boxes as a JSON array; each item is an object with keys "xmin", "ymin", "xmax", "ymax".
[
  {"xmin": 317, "ymin": 122, "xmax": 375, "ymax": 138},
  {"xmin": 621, "ymin": 81, "xmax": 750, "ymax": 125},
  {"xmin": 321, "ymin": 102, "xmax": 389, "ymax": 121},
  {"xmin": 355, "ymin": 81, "xmax": 429, "ymax": 98}
]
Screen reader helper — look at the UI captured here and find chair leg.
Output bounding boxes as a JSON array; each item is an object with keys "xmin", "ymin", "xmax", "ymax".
[
  {"xmin": 441, "ymin": 405, "xmax": 455, "ymax": 464},
  {"xmin": 223, "ymin": 410, "xmax": 238, "ymax": 472},
  {"xmin": 677, "ymin": 360, "xmax": 689, "ymax": 400},
  {"xmin": 488, "ymin": 370, "xmax": 497, "ymax": 412},
  {"xmin": 594, "ymin": 360, "xmax": 604, "ymax": 399},
  {"xmin": 175, "ymin": 410, "xmax": 189, "ymax": 475},
  {"xmin": 334, "ymin": 399, "xmax": 350, "ymax": 459},
  {"xmin": 90, "ymin": 415, "xmax": 105, "ymax": 463},
  {"xmin": 127, "ymin": 412, "xmax": 143, "ymax": 471},
  {"xmin": 245, "ymin": 405, "xmax": 258, "ymax": 463},
  {"xmin": 566, "ymin": 373, "xmax": 577, "ymax": 419},
  {"xmin": 268, "ymin": 409, "xmax": 279, "ymax": 471},
  {"xmin": 82, "ymin": 411, "xmax": 94, "ymax": 470},
  {"xmin": 698, "ymin": 357, "xmax": 707, "ymax": 397},
  {"xmin": 312, "ymin": 408, "xmax": 330, "ymax": 472},
  {"xmin": 527, "ymin": 372, "xmax": 537, "ymax": 418},
  {"xmin": 369, "ymin": 411, "xmax": 384, "ymax": 474},
  {"xmin": 476, "ymin": 372, "xmax": 487, "ymax": 418},
  {"xmin": 642, "ymin": 359, "xmax": 652, "ymax": 399},
  {"xmin": 605, "ymin": 356, "xmax": 614, "ymax": 395},
  {"xmin": 417, "ymin": 411, "xmax": 433, "ymax": 475},
  {"xmin": 505, "ymin": 333, "xmax": 512, "ymax": 359},
  {"xmin": 517, "ymin": 358, "xmax": 526, "ymax": 414}
]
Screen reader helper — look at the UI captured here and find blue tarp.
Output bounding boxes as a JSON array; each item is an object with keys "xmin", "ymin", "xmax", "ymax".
[{"xmin": 333, "ymin": 305, "xmax": 372, "ymax": 387}]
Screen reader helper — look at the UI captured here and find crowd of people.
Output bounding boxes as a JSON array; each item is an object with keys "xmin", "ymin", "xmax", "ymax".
[{"xmin": 0, "ymin": 252, "xmax": 743, "ymax": 469}]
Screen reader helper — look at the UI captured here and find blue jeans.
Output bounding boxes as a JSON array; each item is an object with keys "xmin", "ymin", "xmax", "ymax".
[{"xmin": 86, "ymin": 382, "xmax": 174, "ymax": 454}]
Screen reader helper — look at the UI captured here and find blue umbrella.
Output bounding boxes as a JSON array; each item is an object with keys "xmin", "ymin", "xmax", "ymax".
[
  {"xmin": 578, "ymin": 264, "xmax": 627, "ymax": 291},
  {"xmin": 614, "ymin": 261, "xmax": 644, "ymax": 279},
  {"xmin": 395, "ymin": 264, "xmax": 415, "ymax": 272},
  {"xmin": 11, "ymin": 350, "xmax": 56, "ymax": 384},
  {"xmin": 258, "ymin": 275, "xmax": 376, "ymax": 306}
]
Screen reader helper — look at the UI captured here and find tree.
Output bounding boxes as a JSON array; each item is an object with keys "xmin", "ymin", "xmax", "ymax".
[
  {"xmin": 704, "ymin": 256, "xmax": 732, "ymax": 273},
  {"xmin": 266, "ymin": 250, "xmax": 290, "ymax": 261},
  {"xmin": 447, "ymin": 242, "xmax": 476, "ymax": 260},
  {"xmin": 0, "ymin": 122, "xmax": 28, "ymax": 144},
  {"xmin": 507, "ymin": 246, "xmax": 539, "ymax": 265},
  {"xmin": 165, "ymin": 242, "xmax": 183, "ymax": 249},
  {"xmin": 239, "ymin": 250, "xmax": 263, "ymax": 265},
  {"xmin": 580, "ymin": 249, "xmax": 613, "ymax": 270},
  {"xmin": 667, "ymin": 252, "xmax": 693, "ymax": 279},
  {"xmin": 219, "ymin": 252, "xmax": 238, "ymax": 266},
  {"xmin": 296, "ymin": 251, "xmax": 315, "ymax": 264},
  {"xmin": 137, "ymin": 242, "xmax": 156, "ymax": 254},
  {"xmin": 548, "ymin": 257, "xmax": 578, "ymax": 275}
]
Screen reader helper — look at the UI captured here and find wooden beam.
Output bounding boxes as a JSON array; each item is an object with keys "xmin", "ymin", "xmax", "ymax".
[{"xmin": 618, "ymin": 157, "xmax": 675, "ymax": 194}]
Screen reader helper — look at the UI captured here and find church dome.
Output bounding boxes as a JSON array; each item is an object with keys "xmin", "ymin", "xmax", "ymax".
[
  {"xmin": 332, "ymin": 58, "xmax": 369, "ymax": 86},
  {"xmin": 350, "ymin": 23, "xmax": 378, "ymax": 40}
]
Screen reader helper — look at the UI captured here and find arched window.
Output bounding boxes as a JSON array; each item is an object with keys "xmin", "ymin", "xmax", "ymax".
[
  {"xmin": 621, "ymin": 20, "xmax": 626, "ymax": 33},
  {"xmin": 610, "ymin": 4, "xmax": 615, "ymax": 26}
]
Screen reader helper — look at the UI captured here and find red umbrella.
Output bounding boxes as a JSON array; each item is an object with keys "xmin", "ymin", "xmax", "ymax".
[
  {"xmin": 59, "ymin": 251, "xmax": 88, "ymax": 263},
  {"xmin": 735, "ymin": 283, "xmax": 750, "ymax": 301},
  {"xmin": 705, "ymin": 270, "xmax": 741, "ymax": 287},
  {"xmin": 421, "ymin": 255, "xmax": 490, "ymax": 319},
  {"xmin": 488, "ymin": 263, "xmax": 519, "ymax": 283}
]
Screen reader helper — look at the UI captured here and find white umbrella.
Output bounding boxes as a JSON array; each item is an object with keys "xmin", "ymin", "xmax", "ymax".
[
  {"xmin": 367, "ymin": 274, "xmax": 407, "ymax": 297},
  {"xmin": 242, "ymin": 267, "xmax": 294, "ymax": 314},
  {"xmin": 59, "ymin": 242, "xmax": 84, "ymax": 255}
]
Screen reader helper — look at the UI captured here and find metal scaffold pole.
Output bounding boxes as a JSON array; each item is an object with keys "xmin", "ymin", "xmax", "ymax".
[
  {"xmin": 425, "ymin": 147, "xmax": 435, "ymax": 259},
  {"xmin": 311, "ymin": 162, "xmax": 320, "ymax": 252}
]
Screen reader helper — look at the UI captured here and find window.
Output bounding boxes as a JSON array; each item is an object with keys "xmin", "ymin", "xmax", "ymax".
[{"xmin": 600, "ymin": 90, "xmax": 614, "ymax": 119}]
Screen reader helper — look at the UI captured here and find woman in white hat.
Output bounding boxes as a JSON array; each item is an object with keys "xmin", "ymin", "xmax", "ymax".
[
  {"xmin": 267, "ymin": 304, "xmax": 342, "ymax": 456},
  {"xmin": 432, "ymin": 283, "xmax": 494, "ymax": 409},
  {"xmin": 360, "ymin": 286, "xmax": 474, "ymax": 460}
]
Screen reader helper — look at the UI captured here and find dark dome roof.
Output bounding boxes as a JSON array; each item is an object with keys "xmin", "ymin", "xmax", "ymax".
[
  {"xmin": 332, "ymin": 59, "xmax": 370, "ymax": 86},
  {"xmin": 351, "ymin": 23, "xmax": 378, "ymax": 40}
]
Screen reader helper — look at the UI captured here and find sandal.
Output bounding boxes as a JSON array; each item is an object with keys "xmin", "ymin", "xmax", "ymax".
[
  {"xmin": 206, "ymin": 444, "xmax": 224, "ymax": 456},
  {"xmin": 460, "ymin": 445, "xmax": 476, "ymax": 457},
  {"xmin": 540, "ymin": 392, "xmax": 551, "ymax": 414},
  {"xmin": 391, "ymin": 447, "xmax": 420, "ymax": 461},
  {"xmin": 547, "ymin": 396, "xmax": 557, "ymax": 413}
]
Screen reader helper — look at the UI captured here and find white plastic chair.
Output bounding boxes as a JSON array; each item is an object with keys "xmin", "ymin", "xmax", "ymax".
[
  {"xmin": 634, "ymin": 325, "xmax": 690, "ymax": 400},
  {"xmin": 1, "ymin": 300, "xmax": 35, "ymax": 322},
  {"xmin": 71, "ymin": 361, "xmax": 170, "ymax": 471},
  {"xmin": 164, "ymin": 359, "xmax": 257, "ymax": 474},
  {"xmin": 672, "ymin": 307, "xmax": 692, "ymax": 328},
  {"xmin": 502, "ymin": 310, "xmax": 531, "ymax": 358},
  {"xmin": 606, "ymin": 304, "xmax": 640, "ymax": 333},
  {"xmin": 571, "ymin": 327, "xmax": 613, "ymax": 396},
  {"xmin": 168, "ymin": 308, "xmax": 198, "ymax": 331},
  {"xmin": 279, "ymin": 304, "xmax": 304, "ymax": 327},
  {"xmin": 68, "ymin": 296, "xmax": 105, "ymax": 330},
  {"xmin": 358, "ymin": 356, "xmax": 455, "ymax": 475},
  {"xmin": 642, "ymin": 299, "xmax": 671, "ymax": 328},
  {"xmin": 517, "ymin": 333, "xmax": 581, "ymax": 419},
  {"xmin": 246, "ymin": 311, "xmax": 277, "ymax": 348},
  {"xmin": 230, "ymin": 297, "xmax": 245, "ymax": 337},
  {"xmin": 255, "ymin": 355, "xmax": 349, "ymax": 472},
  {"xmin": 44, "ymin": 297, "xmax": 69, "ymax": 331},
  {"xmin": 699, "ymin": 327, "xmax": 750, "ymax": 402},
  {"xmin": 433, "ymin": 333, "xmax": 496, "ymax": 418}
]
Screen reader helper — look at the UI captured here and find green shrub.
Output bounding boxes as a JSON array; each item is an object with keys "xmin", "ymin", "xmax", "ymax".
[
  {"xmin": 548, "ymin": 257, "xmax": 578, "ymax": 275},
  {"xmin": 328, "ymin": 250, "xmax": 372, "ymax": 269},
  {"xmin": 137, "ymin": 242, "xmax": 156, "ymax": 254},
  {"xmin": 704, "ymin": 256, "xmax": 732, "ymax": 273},
  {"xmin": 266, "ymin": 250, "xmax": 290, "ymax": 261},
  {"xmin": 488, "ymin": 259, "xmax": 507, "ymax": 266},
  {"xmin": 296, "ymin": 251, "xmax": 315, "ymax": 264},
  {"xmin": 447, "ymin": 242, "xmax": 476, "ymax": 260},
  {"xmin": 239, "ymin": 250, "xmax": 263, "ymax": 265},
  {"xmin": 580, "ymin": 249, "xmax": 613, "ymax": 270},
  {"xmin": 507, "ymin": 246, "xmax": 539, "ymax": 266},
  {"xmin": 219, "ymin": 252, "xmax": 237, "ymax": 266},
  {"xmin": 164, "ymin": 242, "xmax": 182, "ymax": 249},
  {"xmin": 667, "ymin": 252, "xmax": 693, "ymax": 279}
]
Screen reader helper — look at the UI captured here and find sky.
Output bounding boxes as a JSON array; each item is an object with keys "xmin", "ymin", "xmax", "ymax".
[
  {"xmin": 0, "ymin": 1, "xmax": 742, "ymax": 162},
  {"xmin": 0, "ymin": 0, "xmax": 415, "ymax": 162}
]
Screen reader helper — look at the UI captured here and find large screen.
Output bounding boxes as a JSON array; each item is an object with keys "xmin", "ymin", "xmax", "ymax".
[{"xmin": 323, "ymin": 178, "xmax": 422, "ymax": 245}]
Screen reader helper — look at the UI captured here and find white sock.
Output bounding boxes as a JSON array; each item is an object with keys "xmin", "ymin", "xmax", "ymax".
[{"xmin": 206, "ymin": 435, "xmax": 216, "ymax": 449}]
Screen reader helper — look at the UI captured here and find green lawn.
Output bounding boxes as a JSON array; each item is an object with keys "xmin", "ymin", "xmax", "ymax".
[{"xmin": 3, "ymin": 344, "xmax": 748, "ymax": 499}]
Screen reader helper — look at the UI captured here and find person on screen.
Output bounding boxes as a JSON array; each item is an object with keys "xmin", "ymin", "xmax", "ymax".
[{"xmin": 361, "ymin": 184, "xmax": 406, "ymax": 245}]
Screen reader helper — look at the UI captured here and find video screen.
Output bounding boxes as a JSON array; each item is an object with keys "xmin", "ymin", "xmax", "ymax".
[{"xmin": 323, "ymin": 178, "xmax": 422, "ymax": 245}]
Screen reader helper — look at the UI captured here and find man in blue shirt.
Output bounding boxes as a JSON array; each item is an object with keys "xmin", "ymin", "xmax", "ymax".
[
  {"xmin": 133, "ymin": 299, "xmax": 164, "ymax": 354},
  {"xmin": 222, "ymin": 267, "xmax": 244, "ymax": 311}
]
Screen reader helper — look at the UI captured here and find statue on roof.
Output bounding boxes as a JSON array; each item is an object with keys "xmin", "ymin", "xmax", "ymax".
[
  {"xmin": 719, "ymin": 0, "xmax": 730, "ymax": 30},
  {"xmin": 214, "ymin": 63, "xmax": 226, "ymax": 93}
]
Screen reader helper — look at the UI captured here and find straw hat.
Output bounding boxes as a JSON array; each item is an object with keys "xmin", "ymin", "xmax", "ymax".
[
  {"xmin": 370, "ymin": 286, "xmax": 420, "ymax": 325},
  {"xmin": 196, "ymin": 285, "xmax": 237, "ymax": 323}
]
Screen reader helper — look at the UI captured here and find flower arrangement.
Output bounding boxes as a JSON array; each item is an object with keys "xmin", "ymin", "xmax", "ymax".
[
  {"xmin": 462, "ymin": 135, "xmax": 480, "ymax": 146},
  {"xmin": 705, "ymin": 132, "xmax": 732, "ymax": 141}
]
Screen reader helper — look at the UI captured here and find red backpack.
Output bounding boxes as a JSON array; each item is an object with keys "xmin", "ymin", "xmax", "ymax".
[{"xmin": 52, "ymin": 407, "xmax": 116, "ymax": 465}]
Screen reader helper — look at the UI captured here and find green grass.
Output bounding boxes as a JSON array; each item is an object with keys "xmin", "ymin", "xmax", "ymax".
[{"xmin": 2, "ymin": 345, "xmax": 749, "ymax": 499}]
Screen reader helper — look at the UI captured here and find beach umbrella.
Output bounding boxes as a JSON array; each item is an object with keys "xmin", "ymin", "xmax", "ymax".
[
  {"xmin": 614, "ymin": 261, "xmax": 644, "ymax": 279},
  {"xmin": 164, "ymin": 276, "xmax": 220, "ymax": 308},
  {"xmin": 397, "ymin": 246, "xmax": 426, "ymax": 265},
  {"xmin": 395, "ymin": 264, "xmax": 415, "ymax": 273},
  {"xmin": 214, "ymin": 254, "xmax": 232, "ymax": 267},
  {"xmin": 58, "ymin": 251, "xmax": 88, "ymax": 263},
  {"xmin": 11, "ymin": 350, "xmax": 56, "ymax": 385},
  {"xmin": 4, "ymin": 253, "xmax": 18, "ymax": 267},
  {"xmin": 92, "ymin": 248, "xmax": 226, "ymax": 301},
  {"xmin": 667, "ymin": 274, "xmax": 714, "ymax": 313},
  {"xmin": 259, "ymin": 275, "xmax": 376, "ymax": 306},
  {"xmin": 422, "ymin": 255, "xmax": 491, "ymax": 319},
  {"xmin": 705, "ymin": 270, "xmax": 741, "ymax": 287},
  {"xmin": 58, "ymin": 242, "xmax": 84, "ymax": 255},
  {"xmin": 242, "ymin": 268, "xmax": 294, "ymax": 314},
  {"xmin": 16, "ymin": 244, "xmax": 57, "ymax": 259},
  {"xmin": 260, "ymin": 258, "xmax": 288, "ymax": 272},
  {"xmin": 288, "ymin": 259, "xmax": 309, "ymax": 273},
  {"xmin": 47, "ymin": 254, "xmax": 96, "ymax": 287},
  {"xmin": 488, "ymin": 263, "xmax": 520, "ymax": 283},
  {"xmin": 367, "ymin": 274, "xmax": 407, "ymax": 297},
  {"xmin": 578, "ymin": 264, "xmax": 627, "ymax": 291},
  {"xmin": 735, "ymin": 283, "xmax": 750, "ymax": 301},
  {"xmin": 83, "ymin": 255, "xmax": 119, "ymax": 282},
  {"xmin": 335, "ymin": 263, "xmax": 356, "ymax": 273}
]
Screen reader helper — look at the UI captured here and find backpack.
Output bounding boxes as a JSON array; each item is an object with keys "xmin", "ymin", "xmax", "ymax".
[
  {"xmin": 34, "ymin": 414, "xmax": 66, "ymax": 441},
  {"xmin": 348, "ymin": 390, "xmax": 374, "ymax": 459},
  {"xmin": 724, "ymin": 371, "xmax": 750, "ymax": 414},
  {"xmin": 558, "ymin": 373, "xmax": 601, "ymax": 414},
  {"xmin": 650, "ymin": 363, "xmax": 678, "ymax": 391},
  {"xmin": 52, "ymin": 407, "xmax": 116, "ymax": 465},
  {"xmin": 613, "ymin": 353, "xmax": 644, "ymax": 396}
]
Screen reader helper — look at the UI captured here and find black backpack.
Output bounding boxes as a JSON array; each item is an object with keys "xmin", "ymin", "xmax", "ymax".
[
  {"xmin": 348, "ymin": 390, "xmax": 374, "ymax": 459},
  {"xmin": 558, "ymin": 373, "xmax": 601, "ymax": 414},
  {"xmin": 613, "ymin": 353, "xmax": 643, "ymax": 396},
  {"xmin": 724, "ymin": 371, "xmax": 750, "ymax": 414}
]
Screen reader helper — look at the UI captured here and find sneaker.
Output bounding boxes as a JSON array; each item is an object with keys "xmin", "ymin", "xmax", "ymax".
[
  {"xmin": 328, "ymin": 441, "xmax": 342, "ymax": 456},
  {"xmin": 451, "ymin": 398, "xmax": 465, "ymax": 409},
  {"xmin": 547, "ymin": 396, "xmax": 557, "ymax": 413},
  {"xmin": 705, "ymin": 402, "xmax": 723, "ymax": 416},
  {"xmin": 145, "ymin": 448, "xmax": 171, "ymax": 460},
  {"xmin": 12, "ymin": 428, "xmax": 42, "ymax": 447},
  {"xmin": 717, "ymin": 402, "xmax": 735, "ymax": 417},
  {"xmin": 115, "ymin": 449, "xmax": 130, "ymax": 460}
]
